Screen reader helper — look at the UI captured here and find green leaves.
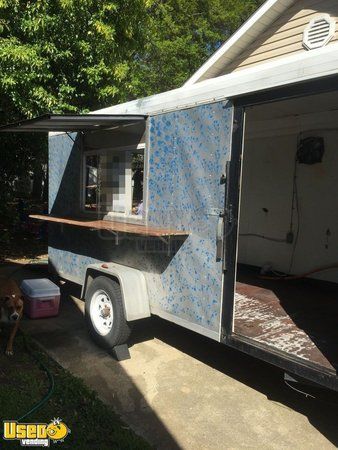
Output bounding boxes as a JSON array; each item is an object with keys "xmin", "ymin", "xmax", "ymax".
[
  {"xmin": 0, "ymin": 0, "xmax": 264, "ymax": 204},
  {"xmin": 131, "ymin": 0, "xmax": 264, "ymax": 96},
  {"xmin": 0, "ymin": 0, "xmax": 149, "ymax": 203},
  {"xmin": 0, "ymin": 0, "xmax": 148, "ymax": 120},
  {"xmin": 0, "ymin": 0, "xmax": 264, "ymax": 120}
]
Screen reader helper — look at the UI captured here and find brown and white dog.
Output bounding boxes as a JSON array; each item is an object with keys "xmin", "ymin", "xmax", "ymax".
[{"xmin": 0, "ymin": 278, "xmax": 24, "ymax": 356}]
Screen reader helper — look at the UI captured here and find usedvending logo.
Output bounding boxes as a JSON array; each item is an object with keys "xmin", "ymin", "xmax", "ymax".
[{"xmin": 3, "ymin": 418, "xmax": 70, "ymax": 447}]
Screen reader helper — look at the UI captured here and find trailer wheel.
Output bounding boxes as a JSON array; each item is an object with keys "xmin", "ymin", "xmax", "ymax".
[{"xmin": 85, "ymin": 276, "xmax": 131, "ymax": 349}]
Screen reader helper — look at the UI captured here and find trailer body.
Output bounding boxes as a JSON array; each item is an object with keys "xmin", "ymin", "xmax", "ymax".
[{"xmin": 2, "ymin": 0, "xmax": 338, "ymax": 391}]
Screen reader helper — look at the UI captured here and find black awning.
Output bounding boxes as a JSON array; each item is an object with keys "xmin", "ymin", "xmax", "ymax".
[{"xmin": 0, "ymin": 113, "xmax": 147, "ymax": 132}]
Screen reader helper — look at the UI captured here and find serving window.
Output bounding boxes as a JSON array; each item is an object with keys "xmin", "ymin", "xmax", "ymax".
[{"xmin": 83, "ymin": 144, "xmax": 145, "ymax": 220}]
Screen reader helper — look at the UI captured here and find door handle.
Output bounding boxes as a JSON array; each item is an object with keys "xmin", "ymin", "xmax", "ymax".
[
  {"xmin": 216, "ymin": 214, "xmax": 224, "ymax": 261},
  {"xmin": 217, "ymin": 160, "xmax": 231, "ymax": 265}
]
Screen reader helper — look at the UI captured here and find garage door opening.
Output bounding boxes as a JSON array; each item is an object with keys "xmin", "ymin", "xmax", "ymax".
[{"xmin": 234, "ymin": 90, "xmax": 338, "ymax": 374}]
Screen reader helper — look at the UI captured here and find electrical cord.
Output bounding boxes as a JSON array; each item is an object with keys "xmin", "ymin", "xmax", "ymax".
[
  {"xmin": 16, "ymin": 330, "xmax": 55, "ymax": 422},
  {"xmin": 288, "ymin": 147, "xmax": 300, "ymax": 275},
  {"xmin": 260, "ymin": 137, "xmax": 338, "ymax": 282},
  {"xmin": 284, "ymin": 379, "xmax": 316, "ymax": 399},
  {"xmin": 239, "ymin": 233, "xmax": 286, "ymax": 243},
  {"xmin": 284, "ymin": 378, "xmax": 338, "ymax": 407},
  {"xmin": 240, "ymin": 137, "xmax": 301, "ymax": 250},
  {"xmin": 260, "ymin": 263, "xmax": 338, "ymax": 280}
]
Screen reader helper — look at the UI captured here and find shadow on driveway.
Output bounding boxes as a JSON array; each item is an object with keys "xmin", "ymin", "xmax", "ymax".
[{"xmin": 5, "ymin": 263, "xmax": 338, "ymax": 449}]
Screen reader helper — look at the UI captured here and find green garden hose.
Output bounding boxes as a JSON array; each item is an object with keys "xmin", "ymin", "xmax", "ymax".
[{"xmin": 16, "ymin": 331, "xmax": 55, "ymax": 422}]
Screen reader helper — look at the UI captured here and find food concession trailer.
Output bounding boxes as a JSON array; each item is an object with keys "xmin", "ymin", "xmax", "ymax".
[{"xmin": 1, "ymin": 0, "xmax": 338, "ymax": 391}]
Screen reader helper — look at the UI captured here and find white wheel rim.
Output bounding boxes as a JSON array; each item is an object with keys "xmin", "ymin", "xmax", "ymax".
[{"xmin": 90, "ymin": 289, "xmax": 114, "ymax": 336}]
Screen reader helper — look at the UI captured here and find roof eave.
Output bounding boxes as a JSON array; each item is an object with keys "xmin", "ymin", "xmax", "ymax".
[{"xmin": 184, "ymin": 0, "xmax": 296, "ymax": 86}]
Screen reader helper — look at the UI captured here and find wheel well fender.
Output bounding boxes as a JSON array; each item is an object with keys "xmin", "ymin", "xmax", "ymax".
[{"xmin": 82, "ymin": 264, "xmax": 150, "ymax": 321}]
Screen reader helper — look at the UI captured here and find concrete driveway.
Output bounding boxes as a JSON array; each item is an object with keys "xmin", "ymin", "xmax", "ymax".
[{"xmin": 18, "ymin": 274, "xmax": 338, "ymax": 449}]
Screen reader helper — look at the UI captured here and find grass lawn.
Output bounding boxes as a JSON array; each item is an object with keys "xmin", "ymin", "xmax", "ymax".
[{"xmin": 0, "ymin": 332, "xmax": 151, "ymax": 449}]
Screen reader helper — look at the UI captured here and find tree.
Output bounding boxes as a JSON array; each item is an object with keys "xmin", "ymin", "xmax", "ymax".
[
  {"xmin": 131, "ymin": 0, "xmax": 265, "ymax": 97},
  {"xmin": 0, "ymin": 0, "xmax": 264, "ymax": 204},
  {"xmin": 0, "ymin": 0, "xmax": 150, "ymax": 202},
  {"xmin": 0, "ymin": 0, "xmax": 266, "ymax": 119},
  {"xmin": 0, "ymin": 0, "xmax": 149, "ymax": 119}
]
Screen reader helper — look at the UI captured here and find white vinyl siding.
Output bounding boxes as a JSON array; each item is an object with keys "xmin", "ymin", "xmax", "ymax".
[{"xmin": 225, "ymin": 0, "xmax": 338, "ymax": 73}]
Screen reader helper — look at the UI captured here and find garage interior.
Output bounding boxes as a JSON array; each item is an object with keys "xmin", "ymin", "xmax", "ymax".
[{"xmin": 234, "ymin": 90, "xmax": 338, "ymax": 374}]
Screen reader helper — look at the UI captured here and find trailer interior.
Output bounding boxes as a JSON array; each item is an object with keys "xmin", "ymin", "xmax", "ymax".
[{"xmin": 235, "ymin": 90, "xmax": 338, "ymax": 376}]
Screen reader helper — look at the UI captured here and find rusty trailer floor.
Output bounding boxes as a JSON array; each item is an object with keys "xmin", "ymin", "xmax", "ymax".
[{"xmin": 234, "ymin": 266, "xmax": 338, "ymax": 374}]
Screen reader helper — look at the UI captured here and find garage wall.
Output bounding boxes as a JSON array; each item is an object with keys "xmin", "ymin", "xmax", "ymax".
[{"xmin": 238, "ymin": 110, "xmax": 338, "ymax": 283}]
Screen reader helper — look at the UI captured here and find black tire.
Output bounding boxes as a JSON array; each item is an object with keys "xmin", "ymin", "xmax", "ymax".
[{"xmin": 85, "ymin": 276, "xmax": 131, "ymax": 349}]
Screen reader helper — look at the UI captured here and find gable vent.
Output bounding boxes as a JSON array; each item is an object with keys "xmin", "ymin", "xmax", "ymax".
[{"xmin": 303, "ymin": 14, "xmax": 336, "ymax": 50}]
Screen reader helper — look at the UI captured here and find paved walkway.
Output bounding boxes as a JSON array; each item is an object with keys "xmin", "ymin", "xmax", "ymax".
[{"xmin": 16, "ymin": 273, "xmax": 338, "ymax": 449}]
